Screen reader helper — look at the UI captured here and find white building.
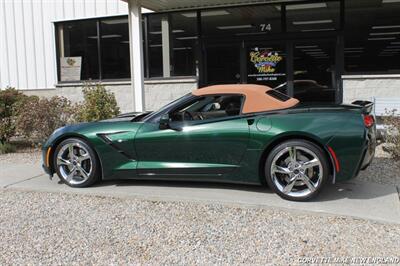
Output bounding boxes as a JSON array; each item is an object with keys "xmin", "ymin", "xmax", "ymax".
[{"xmin": 1, "ymin": 0, "xmax": 400, "ymax": 114}]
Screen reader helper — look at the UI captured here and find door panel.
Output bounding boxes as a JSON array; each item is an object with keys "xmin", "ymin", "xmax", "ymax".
[{"xmin": 134, "ymin": 118, "xmax": 250, "ymax": 177}]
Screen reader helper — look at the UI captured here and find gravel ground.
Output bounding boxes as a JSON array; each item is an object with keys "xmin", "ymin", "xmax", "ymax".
[
  {"xmin": 0, "ymin": 189, "xmax": 399, "ymax": 265},
  {"xmin": 356, "ymin": 144, "xmax": 400, "ymax": 186}
]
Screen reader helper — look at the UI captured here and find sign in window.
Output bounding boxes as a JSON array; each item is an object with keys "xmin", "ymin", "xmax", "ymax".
[{"xmin": 247, "ymin": 46, "xmax": 286, "ymax": 88}]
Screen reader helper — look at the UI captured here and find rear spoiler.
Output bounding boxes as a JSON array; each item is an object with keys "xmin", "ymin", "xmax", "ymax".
[{"xmin": 351, "ymin": 100, "xmax": 374, "ymax": 115}]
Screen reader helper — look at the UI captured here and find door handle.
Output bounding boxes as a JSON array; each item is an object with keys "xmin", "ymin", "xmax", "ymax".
[{"xmin": 247, "ymin": 119, "xmax": 255, "ymax": 125}]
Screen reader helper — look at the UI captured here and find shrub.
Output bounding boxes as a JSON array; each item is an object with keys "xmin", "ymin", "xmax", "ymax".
[
  {"xmin": 16, "ymin": 96, "xmax": 76, "ymax": 144},
  {"xmin": 75, "ymin": 83, "xmax": 120, "ymax": 122},
  {"xmin": 383, "ymin": 109, "xmax": 400, "ymax": 161},
  {"xmin": 1, "ymin": 83, "xmax": 120, "ymax": 147},
  {"xmin": 0, "ymin": 142, "xmax": 16, "ymax": 154},
  {"xmin": 0, "ymin": 87, "xmax": 27, "ymax": 144}
]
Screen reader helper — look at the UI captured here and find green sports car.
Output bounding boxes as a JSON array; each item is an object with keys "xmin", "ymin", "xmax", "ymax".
[{"xmin": 42, "ymin": 84, "xmax": 376, "ymax": 201}]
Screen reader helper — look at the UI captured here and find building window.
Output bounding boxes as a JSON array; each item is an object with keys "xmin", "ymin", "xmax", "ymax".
[
  {"xmin": 293, "ymin": 41, "xmax": 336, "ymax": 102},
  {"xmin": 147, "ymin": 14, "xmax": 164, "ymax": 77},
  {"xmin": 100, "ymin": 18, "xmax": 130, "ymax": 79},
  {"xmin": 58, "ymin": 20, "xmax": 99, "ymax": 81},
  {"xmin": 285, "ymin": 1, "xmax": 341, "ymax": 33},
  {"xmin": 170, "ymin": 12, "xmax": 197, "ymax": 76},
  {"xmin": 146, "ymin": 12, "xmax": 198, "ymax": 78},
  {"xmin": 56, "ymin": 16, "xmax": 130, "ymax": 82},
  {"xmin": 344, "ymin": 0, "xmax": 400, "ymax": 74},
  {"xmin": 201, "ymin": 5, "xmax": 282, "ymax": 37},
  {"xmin": 205, "ymin": 45, "xmax": 241, "ymax": 85}
]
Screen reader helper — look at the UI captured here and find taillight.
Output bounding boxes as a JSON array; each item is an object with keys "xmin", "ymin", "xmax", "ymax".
[{"xmin": 363, "ymin": 114, "xmax": 374, "ymax": 128}]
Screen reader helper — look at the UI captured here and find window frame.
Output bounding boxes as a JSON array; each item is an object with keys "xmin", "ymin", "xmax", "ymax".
[
  {"xmin": 55, "ymin": 15, "xmax": 132, "ymax": 84},
  {"xmin": 168, "ymin": 93, "xmax": 246, "ymax": 125},
  {"xmin": 144, "ymin": 11, "xmax": 199, "ymax": 79}
]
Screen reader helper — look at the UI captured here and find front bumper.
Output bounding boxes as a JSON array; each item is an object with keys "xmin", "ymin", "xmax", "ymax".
[
  {"xmin": 42, "ymin": 163, "xmax": 53, "ymax": 177},
  {"xmin": 42, "ymin": 146, "xmax": 54, "ymax": 177}
]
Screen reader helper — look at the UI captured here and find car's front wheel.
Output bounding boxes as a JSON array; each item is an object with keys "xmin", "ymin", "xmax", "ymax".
[
  {"xmin": 265, "ymin": 140, "xmax": 329, "ymax": 201},
  {"xmin": 53, "ymin": 138, "xmax": 100, "ymax": 187}
]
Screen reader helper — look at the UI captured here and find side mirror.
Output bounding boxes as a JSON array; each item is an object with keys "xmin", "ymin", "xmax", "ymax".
[
  {"xmin": 159, "ymin": 113, "xmax": 183, "ymax": 131},
  {"xmin": 159, "ymin": 114, "xmax": 170, "ymax": 130}
]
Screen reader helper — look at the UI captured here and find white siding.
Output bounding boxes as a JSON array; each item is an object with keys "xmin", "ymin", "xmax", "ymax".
[
  {"xmin": 373, "ymin": 98, "xmax": 400, "ymax": 116},
  {"xmin": 0, "ymin": 0, "xmax": 129, "ymax": 90}
]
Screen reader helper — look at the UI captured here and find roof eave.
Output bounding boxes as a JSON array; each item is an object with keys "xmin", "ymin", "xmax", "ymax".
[{"xmin": 122, "ymin": 0, "xmax": 302, "ymax": 12}]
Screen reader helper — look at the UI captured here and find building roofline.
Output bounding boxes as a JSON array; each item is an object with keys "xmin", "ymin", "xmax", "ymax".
[{"xmin": 121, "ymin": 0, "xmax": 304, "ymax": 12}]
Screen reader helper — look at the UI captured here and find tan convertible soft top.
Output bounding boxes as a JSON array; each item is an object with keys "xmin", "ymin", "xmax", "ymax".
[{"xmin": 192, "ymin": 84, "xmax": 299, "ymax": 114}]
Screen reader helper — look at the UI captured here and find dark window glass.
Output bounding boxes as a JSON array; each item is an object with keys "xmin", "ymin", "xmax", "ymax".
[
  {"xmin": 205, "ymin": 45, "xmax": 241, "ymax": 85},
  {"xmin": 247, "ymin": 44, "xmax": 286, "ymax": 88},
  {"xmin": 266, "ymin": 90, "xmax": 291, "ymax": 101},
  {"xmin": 170, "ymin": 12, "xmax": 197, "ymax": 76},
  {"xmin": 147, "ymin": 14, "xmax": 163, "ymax": 77},
  {"xmin": 142, "ymin": 19, "xmax": 147, "ymax": 78},
  {"xmin": 286, "ymin": 1, "xmax": 340, "ymax": 33},
  {"xmin": 201, "ymin": 5, "xmax": 281, "ymax": 37},
  {"xmin": 59, "ymin": 20, "xmax": 99, "ymax": 81},
  {"xmin": 292, "ymin": 41, "xmax": 336, "ymax": 103},
  {"xmin": 100, "ymin": 17, "xmax": 130, "ymax": 79},
  {"xmin": 170, "ymin": 95, "xmax": 244, "ymax": 122},
  {"xmin": 345, "ymin": 0, "xmax": 400, "ymax": 73}
]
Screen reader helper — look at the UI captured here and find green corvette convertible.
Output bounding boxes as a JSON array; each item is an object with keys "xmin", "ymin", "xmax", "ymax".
[{"xmin": 42, "ymin": 84, "xmax": 376, "ymax": 201}]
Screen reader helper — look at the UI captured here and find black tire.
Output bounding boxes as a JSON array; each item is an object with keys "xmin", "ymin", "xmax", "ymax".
[
  {"xmin": 264, "ymin": 139, "xmax": 329, "ymax": 201},
  {"xmin": 53, "ymin": 138, "xmax": 100, "ymax": 188}
]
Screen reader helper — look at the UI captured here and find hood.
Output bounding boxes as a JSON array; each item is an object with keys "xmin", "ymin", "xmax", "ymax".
[
  {"xmin": 44, "ymin": 119, "xmax": 143, "ymax": 148},
  {"xmin": 100, "ymin": 111, "xmax": 152, "ymax": 122}
]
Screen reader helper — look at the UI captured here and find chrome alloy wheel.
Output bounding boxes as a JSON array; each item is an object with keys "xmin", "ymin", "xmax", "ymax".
[
  {"xmin": 55, "ymin": 142, "xmax": 93, "ymax": 185},
  {"xmin": 270, "ymin": 146, "xmax": 323, "ymax": 198}
]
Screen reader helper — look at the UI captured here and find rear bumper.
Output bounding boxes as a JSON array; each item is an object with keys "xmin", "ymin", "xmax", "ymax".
[{"xmin": 357, "ymin": 126, "xmax": 377, "ymax": 174}]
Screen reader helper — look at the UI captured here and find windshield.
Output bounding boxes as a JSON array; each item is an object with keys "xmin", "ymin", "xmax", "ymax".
[{"xmin": 141, "ymin": 93, "xmax": 194, "ymax": 123}]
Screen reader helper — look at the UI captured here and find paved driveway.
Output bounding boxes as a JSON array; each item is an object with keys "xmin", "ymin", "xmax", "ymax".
[{"xmin": 1, "ymin": 161, "xmax": 399, "ymax": 224}]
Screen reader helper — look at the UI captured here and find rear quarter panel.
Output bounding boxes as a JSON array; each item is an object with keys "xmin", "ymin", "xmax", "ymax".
[{"xmin": 248, "ymin": 110, "xmax": 365, "ymax": 182}]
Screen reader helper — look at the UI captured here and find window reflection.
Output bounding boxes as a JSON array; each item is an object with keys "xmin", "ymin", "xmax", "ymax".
[
  {"xmin": 292, "ymin": 42, "xmax": 335, "ymax": 103},
  {"xmin": 286, "ymin": 1, "xmax": 340, "ymax": 32},
  {"xmin": 148, "ymin": 14, "xmax": 164, "ymax": 77},
  {"xmin": 170, "ymin": 12, "xmax": 197, "ymax": 76},
  {"xmin": 201, "ymin": 5, "xmax": 281, "ymax": 37},
  {"xmin": 100, "ymin": 18, "xmax": 130, "ymax": 79},
  {"xmin": 345, "ymin": 0, "xmax": 400, "ymax": 73}
]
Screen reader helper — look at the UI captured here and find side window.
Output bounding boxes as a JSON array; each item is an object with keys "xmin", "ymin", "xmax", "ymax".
[{"xmin": 170, "ymin": 95, "xmax": 243, "ymax": 122}]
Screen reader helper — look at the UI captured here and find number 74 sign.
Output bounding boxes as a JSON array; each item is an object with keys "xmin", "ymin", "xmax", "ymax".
[{"xmin": 260, "ymin": 24, "xmax": 272, "ymax": 31}]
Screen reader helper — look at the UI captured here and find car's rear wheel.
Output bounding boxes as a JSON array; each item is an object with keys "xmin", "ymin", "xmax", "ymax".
[
  {"xmin": 53, "ymin": 138, "xmax": 100, "ymax": 188},
  {"xmin": 265, "ymin": 140, "xmax": 329, "ymax": 201}
]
